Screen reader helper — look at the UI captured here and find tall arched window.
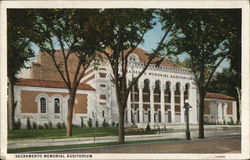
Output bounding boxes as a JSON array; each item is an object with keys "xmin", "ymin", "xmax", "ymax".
[
  {"xmin": 40, "ymin": 97, "xmax": 46, "ymax": 113},
  {"xmin": 54, "ymin": 98, "xmax": 60, "ymax": 113}
]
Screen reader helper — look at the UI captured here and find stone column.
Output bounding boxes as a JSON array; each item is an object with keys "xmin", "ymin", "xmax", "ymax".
[
  {"xmin": 180, "ymin": 85, "xmax": 185, "ymax": 123},
  {"xmin": 150, "ymin": 84, "xmax": 155, "ymax": 125},
  {"xmin": 170, "ymin": 84, "xmax": 175, "ymax": 123},
  {"xmin": 232, "ymin": 101, "xmax": 237, "ymax": 123},
  {"xmin": 160, "ymin": 84, "xmax": 166, "ymax": 123},
  {"xmin": 217, "ymin": 102, "xmax": 223, "ymax": 123},
  {"xmin": 48, "ymin": 98, "xmax": 53, "ymax": 122},
  {"xmin": 189, "ymin": 86, "xmax": 198, "ymax": 124},
  {"xmin": 223, "ymin": 103, "xmax": 228, "ymax": 122},
  {"xmin": 127, "ymin": 92, "xmax": 132, "ymax": 124},
  {"xmin": 139, "ymin": 83, "xmax": 144, "ymax": 123}
]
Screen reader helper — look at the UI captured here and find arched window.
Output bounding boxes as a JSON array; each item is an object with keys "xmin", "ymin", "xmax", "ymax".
[
  {"xmin": 54, "ymin": 98, "xmax": 60, "ymax": 113},
  {"xmin": 40, "ymin": 97, "xmax": 46, "ymax": 113}
]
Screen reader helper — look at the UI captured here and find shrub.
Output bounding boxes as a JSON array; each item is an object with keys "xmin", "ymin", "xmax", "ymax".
[
  {"xmin": 228, "ymin": 117, "xmax": 235, "ymax": 125},
  {"xmin": 13, "ymin": 119, "xmax": 21, "ymax": 129},
  {"xmin": 62, "ymin": 122, "xmax": 65, "ymax": 128},
  {"xmin": 87, "ymin": 118, "xmax": 92, "ymax": 128},
  {"xmin": 81, "ymin": 117, "xmax": 84, "ymax": 128},
  {"xmin": 26, "ymin": 118, "xmax": 32, "ymax": 129},
  {"xmin": 72, "ymin": 124, "xmax": 80, "ymax": 128},
  {"xmin": 95, "ymin": 120, "xmax": 99, "ymax": 128},
  {"xmin": 102, "ymin": 119, "xmax": 110, "ymax": 128},
  {"xmin": 44, "ymin": 123, "xmax": 49, "ymax": 129},
  {"xmin": 49, "ymin": 121, "xmax": 53, "ymax": 129},
  {"xmin": 223, "ymin": 120, "xmax": 226, "ymax": 125},
  {"xmin": 56, "ymin": 122, "xmax": 62, "ymax": 129},
  {"xmin": 111, "ymin": 122, "xmax": 116, "ymax": 128},
  {"xmin": 32, "ymin": 122, "xmax": 37, "ymax": 130},
  {"xmin": 146, "ymin": 123, "xmax": 151, "ymax": 132},
  {"xmin": 38, "ymin": 125, "xmax": 44, "ymax": 129}
]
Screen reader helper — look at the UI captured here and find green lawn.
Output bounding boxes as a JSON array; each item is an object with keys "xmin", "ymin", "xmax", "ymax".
[
  {"xmin": 8, "ymin": 127, "xmax": 156, "ymax": 141},
  {"xmin": 8, "ymin": 138, "xmax": 182, "ymax": 153}
]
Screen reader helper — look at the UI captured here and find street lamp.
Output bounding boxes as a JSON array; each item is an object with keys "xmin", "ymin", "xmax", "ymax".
[{"xmin": 183, "ymin": 99, "xmax": 192, "ymax": 140}]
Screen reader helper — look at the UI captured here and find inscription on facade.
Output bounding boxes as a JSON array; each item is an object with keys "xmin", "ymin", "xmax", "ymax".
[{"xmin": 128, "ymin": 70, "xmax": 192, "ymax": 80}]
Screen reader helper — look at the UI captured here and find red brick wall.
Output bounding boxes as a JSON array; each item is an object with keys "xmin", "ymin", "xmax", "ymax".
[
  {"xmin": 204, "ymin": 101, "xmax": 210, "ymax": 114},
  {"xmin": 31, "ymin": 52, "xmax": 84, "ymax": 82},
  {"xmin": 20, "ymin": 90, "xmax": 88, "ymax": 114},
  {"xmin": 227, "ymin": 102, "xmax": 233, "ymax": 114}
]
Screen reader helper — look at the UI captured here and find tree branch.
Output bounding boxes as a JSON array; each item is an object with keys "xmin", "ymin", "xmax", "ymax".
[
  {"xmin": 205, "ymin": 56, "xmax": 226, "ymax": 90},
  {"xmin": 58, "ymin": 37, "xmax": 71, "ymax": 85}
]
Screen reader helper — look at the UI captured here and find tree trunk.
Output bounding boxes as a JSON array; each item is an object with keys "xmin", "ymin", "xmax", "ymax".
[
  {"xmin": 236, "ymin": 87, "xmax": 241, "ymax": 124},
  {"xmin": 66, "ymin": 91, "xmax": 76, "ymax": 136},
  {"xmin": 236, "ymin": 98, "xmax": 240, "ymax": 124},
  {"xmin": 198, "ymin": 92, "xmax": 205, "ymax": 139},
  {"xmin": 118, "ymin": 106, "xmax": 125, "ymax": 144},
  {"xmin": 7, "ymin": 78, "xmax": 15, "ymax": 130}
]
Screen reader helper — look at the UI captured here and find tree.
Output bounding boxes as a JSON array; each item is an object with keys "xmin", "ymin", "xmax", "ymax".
[
  {"xmin": 224, "ymin": 9, "xmax": 241, "ymax": 123},
  {"xmin": 27, "ymin": 9, "xmax": 102, "ymax": 136},
  {"xmin": 7, "ymin": 10, "xmax": 35, "ymax": 130},
  {"xmin": 208, "ymin": 68, "xmax": 241, "ymax": 123},
  {"xmin": 95, "ymin": 9, "xmax": 176, "ymax": 143},
  {"xmin": 160, "ymin": 9, "xmax": 241, "ymax": 138}
]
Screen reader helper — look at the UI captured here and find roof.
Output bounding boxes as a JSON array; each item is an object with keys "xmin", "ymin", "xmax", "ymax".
[
  {"xmin": 97, "ymin": 48, "xmax": 181, "ymax": 68},
  {"xmin": 205, "ymin": 93, "xmax": 235, "ymax": 100},
  {"xmin": 15, "ymin": 78, "xmax": 95, "ymax": 90},
  {"xmin": 131, "ymin": 48, "xmax": 181, "ymax": 68}
]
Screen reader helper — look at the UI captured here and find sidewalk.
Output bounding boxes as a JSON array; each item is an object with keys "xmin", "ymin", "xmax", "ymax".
[{"xmin": 8, "ymin": 125, "xmax": 241, "ymax": 149}]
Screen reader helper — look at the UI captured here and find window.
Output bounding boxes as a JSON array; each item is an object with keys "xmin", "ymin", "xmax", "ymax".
[
  {"xmin": 100, "ymin": 95, "xmax": 107, "ymax": 100},
  {"xmin": 129, "ymin": 54, "xmax": 139, "ymax": 62},
  {"xmin": 40, "ymin": 97, "xmax": 46, "ymax": 113},
  {"xmin": 99, "ymin": 68, "xmax": 106, "ymax": 71},
  {"xmin": 99, "ymin": 73, "xmax": 106, "ymax": 78},
  {"xmin": 100, "ymin": 84, "xmax": 106, "ymax": 88},
  {"xmin": 102, "ymin": 111, "xmax": 105, "ymax": 117},
  {"xmin": 100, "ymin": 102, "xmax": 107, "ymax": 105},
  {"xmin": 54, "ymin": 98, "xmax": 60, "ymax": 113}
]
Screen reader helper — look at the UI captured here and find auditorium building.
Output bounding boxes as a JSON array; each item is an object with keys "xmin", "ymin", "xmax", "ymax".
[{"xmin": 14, "ymin": 48, "xmax": 237, "ymax": 128}]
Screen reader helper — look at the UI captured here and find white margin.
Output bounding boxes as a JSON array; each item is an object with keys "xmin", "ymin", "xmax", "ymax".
[{"xmin": 0, "ymin": 0, "xmax": 249, "ymax": 160}]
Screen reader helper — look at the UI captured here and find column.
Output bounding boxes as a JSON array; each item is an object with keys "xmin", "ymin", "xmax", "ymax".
[
  {"xmin": 224, "ymin": 103, "xmax": 228, "ymax": 122},
  {"xmin": 170, "ymin": 84, "xmax": 175, "ymax": 123},
  {"xmin": 217, "ymin": 102, "xmax": 223, "ymax": 123},
  {"xmin": 180, "ymin": 86, "xmax": 185, "ymax": 123},
  {"xmin": 150, "ymin": 84, "xmax": 155, "ymax": 125},
  {"xmin": 127, "ymin": 92, "xmax": 132, "ymax": 124},
  {"xmin": 232, "ymin": 101, "xmax": 237, "ymax": 123},
  {"xmin": 189, "ymin": 86, "xmax": 198, "ymax": 124},
  {"xmin": 139, "ymin": 83, "xmax": 144, "ymax": 123},
  {"xmin": 160, "ymin": 84, "xmax": 166, "ymax": 123}
]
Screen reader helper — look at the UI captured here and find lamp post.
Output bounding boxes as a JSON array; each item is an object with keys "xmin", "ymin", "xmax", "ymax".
[{"xmin": 183, "ymin": 99, "xmax": 192, "ymax": 140}]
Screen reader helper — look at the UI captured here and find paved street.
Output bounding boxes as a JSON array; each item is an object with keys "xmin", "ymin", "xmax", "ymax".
[{"xmin": 49, "ymin": 136, "xmax": 240, "ymax": 153}]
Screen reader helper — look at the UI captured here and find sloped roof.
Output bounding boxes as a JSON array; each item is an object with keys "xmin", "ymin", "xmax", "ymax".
[
  {"xmin": 205, "ymin": 93, "xmax": 235, "ymax": 100},
  {"xmin": 97, "ymin": 48, "xmax": 181, "ymax": 68},
  {"xmin": 131, "ymin": 48, "xmax": 181, "ymax": 68},
  {"xmin": 15, "ymin": 78, "xmax": 95, "ymax": 90}
]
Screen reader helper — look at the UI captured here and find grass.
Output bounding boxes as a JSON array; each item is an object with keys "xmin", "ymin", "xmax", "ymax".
[
  {"xmin": 8, "ymin": 138, "xmax": 182, "ymax": 153},
  {"xmin": 8, "ymin": 127, "xmax": 156, "ymax": 141}
]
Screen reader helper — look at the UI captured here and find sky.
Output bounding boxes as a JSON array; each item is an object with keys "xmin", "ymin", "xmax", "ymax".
[{"xmin": 138, "ymin": 21, "xmax": 230, "ymax": 72}]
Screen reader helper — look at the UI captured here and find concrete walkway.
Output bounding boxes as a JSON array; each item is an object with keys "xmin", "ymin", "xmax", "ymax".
[{"xmin": 8, "ymin": 125, "xmax": 241, "ymax": 149}]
